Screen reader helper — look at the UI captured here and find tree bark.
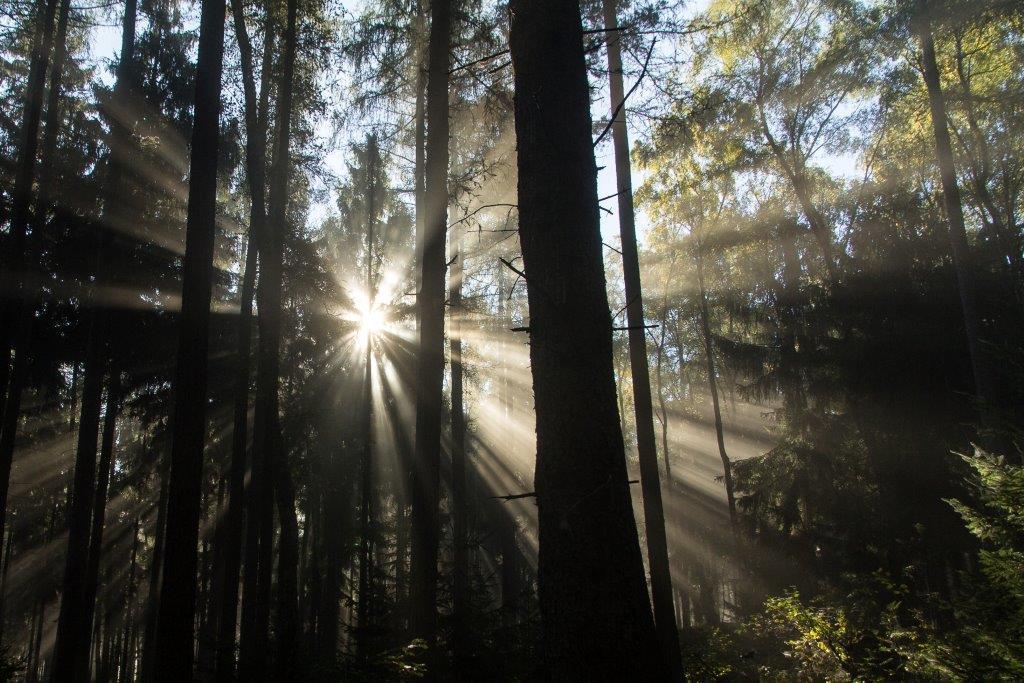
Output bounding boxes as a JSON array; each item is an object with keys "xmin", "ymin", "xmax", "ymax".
[
  {"xmin": 508, "ymin": 0, "xmax": 663, "ymax": 677},
  {"xmin": 914, "ymin": 2, "xmax": 995, "ymax": 409},
  {"xmin": 77, "ymin": 369, "xmax": 121, "ymax": 678},
  {"xmin": 257, "ymin": 0, "xmax": 300, "ymax": 671},
  {"xmin": 139, "ymin": 447, "xmax": 170, "ymax": 682},
  {"xmin": 120, "ymin": 517, "xmax": 139, "ymax": 683},
  {"xmin": 0, "ymin": 0, "xmax": 59, "ymax": 438},
  {"xmin": 449, "ymin": 222, "xmax": 469, "ymax": 675},
  {"xmin": 152, "ymin": 0, "xmax": 227, "ymax": 672},
  {"xmin": 409, "ymin": 0, "xmax": 450, "ymax": 654},
  {"xmin": 356, "ymin": 134, "xmax": 380, "ymax": 662},
  {"xmin": 216, "ymin": 0, "xmax": 273, "ymax": 676},
  {"xmin": 696, "ymin": 249, "xmax": 737, "ymax": 526},
  {"xmin": 0, "ymin": 0, "xmax": 62, "ymax": 564},
  {"xmin": 51, "ymin": 314, "xmax": 105, "ymax": 680},
  {"xmin": 601, "ymin": 0, "xmax": 682, "ymax": 674}
]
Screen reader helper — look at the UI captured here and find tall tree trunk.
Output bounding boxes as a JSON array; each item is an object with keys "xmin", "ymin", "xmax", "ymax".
[
  {"xmin": 601, "ymin": 0, "xmax": 681, "ymax": 674},
  {"xmin": 120, "ymin": 517, "xmax": 139, "ymax": 683},
  {"xmin": 914, "ymin": 2, "xmax": 995, "ymax": 409},
  {"xmin": 51, "ymin": 314, "xmax": 105, "ymax": 680},
  {"xmin": 952, "ymin": 33, "xmax": 1023, "ymax": 304},
  {"xmin": 215, "ymin": 0, "xmax": 273, "ymax": 676},
  {"xmin": 257, "ymin": 0, "xmax": 299, "ymax": 672},
  {"xmin": 70, "ymin": 0, "xmax": 136, "ymax": 670},
  {"xmin": 356, "ymin": 134, "xmax": 380, "ymax": 661},
  {"xmin": 139, "ymin": 448, "xmax": 170, "ymax": 682},
  {"xmin": 77, "ymin": 369, "xmax": 121, "ymax": 678},
  {"xmin": 449, "ymin": 223, "xmax": 468, "ymax": 674},
  {"xmin": 508, "ymin": 1, "xmax": 663, "ymax": 677},
  {"xmin": 409, "ymin": 0, "xmax": 450, "ymax": 654},
  {"xmin": 0, "ymin": 526, "xmax": 11, "ymax": 642},
  {"xmin": 0, "ymin": 0, "xmax": 62, "ymax": 566},
  {"xmin": 696, "ymin": 249, "xmax": 737, "ymax": 526},
  {"xmin": 496, "ymin": 263, "xmax": 519, "ymax": 627},
  {"xmin": 152, "ymin": 0, "xmax": 227, "ymax": 672},
  {"xmin": 0, "ymin": 0, "xmax": 59, "ymax": 438}
]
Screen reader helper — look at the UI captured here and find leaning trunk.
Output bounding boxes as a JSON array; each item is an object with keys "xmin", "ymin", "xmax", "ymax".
[
  {"xmin": 914, "ymin": 2, "xmax": 994, "ymax": 409},
  {"xmin": 696, "ymin": 249, "xmax": 737, "ymax": 526}
]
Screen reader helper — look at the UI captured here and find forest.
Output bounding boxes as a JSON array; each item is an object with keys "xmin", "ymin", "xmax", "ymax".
[{"xmin": 0, "ymin": 0, "xmax": 1022, "ymax": 679}]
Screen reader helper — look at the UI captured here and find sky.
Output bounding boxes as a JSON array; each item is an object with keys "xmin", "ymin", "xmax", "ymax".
[{"xmin": 83, "ymin": 0, "xmax": 862, "ymax": 258}]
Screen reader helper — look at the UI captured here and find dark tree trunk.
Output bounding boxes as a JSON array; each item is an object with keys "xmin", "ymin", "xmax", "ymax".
[
  {"xmin": 356, "ymin": 134, "xmax": 380, "ymax": 661},
  {"xmin": 696, "ymin": 249, "xmax": 737, "ymax": 526},
  {"xmin": 0, "ymin": 0, "xmax": 61, "ymax": 562},
  {"xmin": 78, "ymin": 369, "xmax": 121, "ymax": 678},
  {"xmin": 258, "ymin": 0, "xmax": 300, "ymax": 672},
  {"xmin": 508, "ymin": 0, "xmax": 663, "ymax": 677},
  {"xmin": 70, "ymin": 0, "xmax": 136, "ymax": 668},
  {"xmin": 120, "ymin": 517, "xmax": 139, "ymax": 683},
  {"xmin": 914, "ymin": 2, "xmax": 995, "ymax": 409},
  {"xmin": 51, "ymin": 315, "xmax": 105, "ymax": 681},
  {"xmin": 601, "ymin": 0, "xmax": 681, "ymax": 674},
  {"xmin": 215, "ymin": 0, "xmax": 273, "ymax": 676},
  {"xmin": 151, "ymin": 0, "xmax": 227, "ymax": 672},
  {"xmin": 0, "ymin": 0, "xmax": 58, "ymax": 434},
  {"xmin": 496, "ymin": 264, "xmax": 519, "ymax": 627},
  {"xmin": 409, "ymin": 0, "xmax": 450, "ymax": 653},
  {"xmin": 449, "ymin": 223, "xmax": 469, "ymax": 674},
  {"xmin": 317, "ymin": 484, "xmax": 343, "ymax": 660},
  {"xmin": 139, "ymin": 448, "xmax": 170, "ymax": 682}
]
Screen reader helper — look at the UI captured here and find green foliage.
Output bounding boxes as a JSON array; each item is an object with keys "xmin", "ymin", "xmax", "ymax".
[
  {"xmin": 887, "ymin": 448, "xmax": 1024, "ymax": 679},
  {"xmin": 709, "ymin": 449, "xmax": 1024, "ymax": 681}
]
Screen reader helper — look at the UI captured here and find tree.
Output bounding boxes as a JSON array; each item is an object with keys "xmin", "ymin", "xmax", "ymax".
[
  {"xmin": 409, "ymin": 0, "xmax": 450, "ymax": 654},
  {"xmin": 152, "ymin": 0, "xmax": 227, "ymax": 673},
  {"xmin": 508, "ymin": 0, "xmax": 663, "ymax": 676},
  {"xmin": 0, "ymin": 0, "xmax": 61, "ymax": 566},
  {"xmin": 258, "ymin": 0, "xmax": 301, "ymax": 672},
  {"xmin": 913, "ymin": 0, "xmax": 995, "ymax": 409},
  {"xmin": 212, "ymin": 0, "xmax": 274, "ymax": 675},
  {"xmin": 600, "ymin": 0, "xmax": 682, "ymax": 674}
]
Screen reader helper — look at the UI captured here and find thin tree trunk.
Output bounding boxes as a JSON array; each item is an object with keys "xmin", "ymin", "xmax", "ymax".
[
  {"xmin": 51, "ymin": 315, "xmax": 105, "ymax": 680},
  {"xmin": 215, "ymin": 0, "xmax": 273, "ymax": 676},
  {"xmin": 914, "ymin": 2, "xmax": 995, "ymax": 409},
  {"xmin": 696, "ymin": 249, "xmax": 737, "ymax": 526},
  {"xmin": 75, "ymin": 0, "xmax": 140, "ymax": 642},
  {"xmin": 0, "ymin": 0, "xmax": 62, "ymax": 568},
  {"xmin": 508, "ymin": 1, "xmax": 663, "ymax": 677},
  {"xmin": 27, "ymin": 597, "xmax": 45, "ymax": 683},
  {"xmin": 0, "ymin": 529, "xmax": 11, "ymax": 643},
  {"xmin": 258, "ymin": 0, "xmax": 299, "ymax": 672},
  {"xmin": 151, "ymin": 0, "xmax": 227, "ymax": 671},
  {"xmin": 449, "ymin": 222, "xmax": 468, "ymax": 675},
  {"xmin": 139, "ymin": 447, "xmax": 170, "ymax": 682},
  {"xmin": 120, "ymin": 517, "xmax": 139, "ymax": 683},
  {"xmin": 601, "ymin": 0, "xmax": 681, "ymax": 673},
  {"xmin": 409, "ymin": 0, "xmax": 450, "ymax": 654},
  {"xmin": 78, "ymin": 368, "xmax": 121, "ymax": 678},
  {"xmin": 496, "ymin": 264, "xmax": 519, "ymax": 627},
  {"xmin": 356, "ymin": 134, "xmax": 379, "ymax": 661},
  {"xmin": 0, "ymin": 0, "xmax": 59, "ymax": 441}
]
